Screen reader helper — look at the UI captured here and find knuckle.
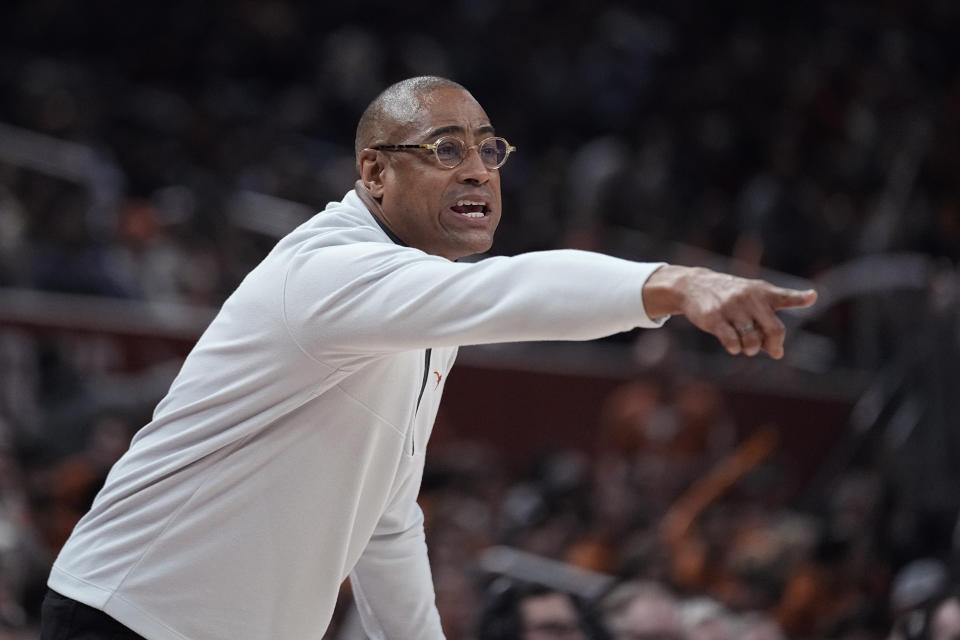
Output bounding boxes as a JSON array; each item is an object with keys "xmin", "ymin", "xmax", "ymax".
[{"xmin": 703, "ymin": 316, "xmax": 724, "ymax": 333}]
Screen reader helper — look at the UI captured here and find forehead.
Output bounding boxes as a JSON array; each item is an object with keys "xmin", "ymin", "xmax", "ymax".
[
  {"xmin": 401, "ymin": 87, "xmax": 492, "ymax": 140},
  {"xmin": 521, "ymin": 593, "xmax": 579, "ymax": 621},
  {"xmin": 622, "ymin": 598, "xmax": 683, "ymax": 631}
]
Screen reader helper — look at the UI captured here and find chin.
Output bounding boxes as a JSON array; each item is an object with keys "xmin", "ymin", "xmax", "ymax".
[{"xmin": 457, "ymin": 239, "xmax": 495, "ymax": 260}]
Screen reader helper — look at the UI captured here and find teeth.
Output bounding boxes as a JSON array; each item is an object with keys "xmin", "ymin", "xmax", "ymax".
[
  {"xmin": 457, "ymin": 200, "xmax": 486, "ymax": 207},
  {"xmin": 462, "ymin": 211, "xmax": 484, "ymax": 218}
]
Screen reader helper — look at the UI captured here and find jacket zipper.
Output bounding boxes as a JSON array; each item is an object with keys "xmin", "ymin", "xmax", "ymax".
[{"xmin": 411, "ymin": 348, "xmax": 432, "ymax": 455}]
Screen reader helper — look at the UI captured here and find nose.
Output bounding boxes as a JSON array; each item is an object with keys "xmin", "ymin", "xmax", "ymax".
[{"xmin": 455, "ymin": 145, "xmax": 491, "ymax": 184}]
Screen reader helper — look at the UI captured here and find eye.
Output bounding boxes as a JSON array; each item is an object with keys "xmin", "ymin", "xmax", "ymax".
[
  {"xmin": 434, "ymin": 139, "xmax": 462, "ymax": 164},
  {"xmin": 480, "ymin": 139, "xmax": 507, "ymax": 166}
]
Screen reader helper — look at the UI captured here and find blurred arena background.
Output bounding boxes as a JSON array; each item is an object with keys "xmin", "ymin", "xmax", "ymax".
[{"xmin": 0, "ymin": 1, "xmax": 958, "ymax": 638}]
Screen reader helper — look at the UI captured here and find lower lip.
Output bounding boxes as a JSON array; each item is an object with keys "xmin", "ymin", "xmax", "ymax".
[{"xmin": 448, "ymin": 208, "xmax": 492, "ymax": 224}]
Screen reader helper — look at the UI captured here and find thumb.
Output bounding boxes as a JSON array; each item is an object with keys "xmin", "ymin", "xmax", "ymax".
[{"xmin": 771, "ymin": 287, "xmax": 818, "ymax": 310}]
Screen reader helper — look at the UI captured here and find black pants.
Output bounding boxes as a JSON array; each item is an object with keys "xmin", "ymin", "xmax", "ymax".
[{"xmin": 40, "ymin": 590, "xmax": 146, "ymax": 640}]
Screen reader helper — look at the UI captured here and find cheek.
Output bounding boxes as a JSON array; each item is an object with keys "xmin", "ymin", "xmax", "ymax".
[
  {"xmin": 401, "ymin": 170, "xmax": 444, "ymax": 203},
  {"xmin": 422, "ymin": 178, "xmax": 454, "ymax": 211},
  {"xmin": 490, "ymin": 177, "xmax": 503, "ymax": 207},
  {"xmin": 390, "ymin": 180, "xmax": 428, "ymax": 212}
]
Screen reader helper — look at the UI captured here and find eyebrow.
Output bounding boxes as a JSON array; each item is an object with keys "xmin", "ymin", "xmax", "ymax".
[{"xmin": 424, "ymin": 124, "xmax": 496, "ymax": 140}]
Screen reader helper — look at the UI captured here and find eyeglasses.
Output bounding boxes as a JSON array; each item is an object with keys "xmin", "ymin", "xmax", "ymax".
[{"xmin": 368, "ymin": 136, "xmax": 517, "ymax": 170}]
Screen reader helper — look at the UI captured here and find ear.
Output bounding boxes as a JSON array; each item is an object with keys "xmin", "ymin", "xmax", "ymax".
[{"xmin": 359, "ymin": 149, "xmax": 386, "ymax": 198}]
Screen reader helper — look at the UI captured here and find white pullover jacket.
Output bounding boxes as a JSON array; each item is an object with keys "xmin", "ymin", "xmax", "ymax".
[{"xmin": 49, "ymin": 189, "xmax": 667, "ymax": 639}]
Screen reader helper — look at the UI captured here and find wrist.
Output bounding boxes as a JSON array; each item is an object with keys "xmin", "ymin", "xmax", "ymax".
[{"xmin": 642, "ymin": 264, "xmax": 696, "ymax": 318}]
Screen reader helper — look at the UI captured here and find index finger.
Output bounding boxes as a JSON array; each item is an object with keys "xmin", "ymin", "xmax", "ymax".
[{"xmin": 769, "ymin": 287, "xmax": 818, "ymax": 310}]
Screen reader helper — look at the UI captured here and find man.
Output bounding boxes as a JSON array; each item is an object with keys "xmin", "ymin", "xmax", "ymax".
[
  {"xmin": 476, "ymin": 581, "xmax": 596, "ymax": 640},
  {"xmin": 889, "ymin": 589, "xmax": 960, "ymax": 640},
  {"xmin": 929, "ymin": 592, "xmax": 960, "ymax": 640},
  {"xmin": 600, "ymin": 580, "xmax": 687, "ymax": 640},
  {"xmin": 42, "ymin": 76, "xmax": 815, "ymax": 639}
]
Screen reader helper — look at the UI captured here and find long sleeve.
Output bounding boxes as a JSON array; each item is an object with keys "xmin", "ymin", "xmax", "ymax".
[
  {"xmin": 349, "ymin": 456, "xmax": 443, "ymax": 639},
  {"xmin": 283, "ymin": 244, "xmax": 667, "ymax": 362}
]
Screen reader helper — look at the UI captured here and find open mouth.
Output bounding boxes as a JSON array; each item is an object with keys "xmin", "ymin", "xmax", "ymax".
[{"xmin": 450, "ymin": 200, "xmax": 489, "ymax": 218}]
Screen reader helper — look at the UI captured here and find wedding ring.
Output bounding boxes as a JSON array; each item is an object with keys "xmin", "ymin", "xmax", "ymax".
[{"xmin": 737, "ymin": 323, "xmax": 756, "ymax": 334}]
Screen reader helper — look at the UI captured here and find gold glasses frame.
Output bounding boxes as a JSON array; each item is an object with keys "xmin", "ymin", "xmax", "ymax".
[{"xmin": 367, "ymin": 136, "xmax": 517, "ymax": 170}]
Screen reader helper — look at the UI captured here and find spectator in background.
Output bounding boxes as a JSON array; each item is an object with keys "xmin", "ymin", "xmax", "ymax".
[
  {"xmin": 929, "ymin": 591, "xmax": 960, "ymax": 640},
  {"xmin": 0, "ymin": 429, "xmax": 50, "ymax": 633},
  {"xmin": 888, "ymin": 588, "xmax": 960, "ymax": 640},
  {"xmin": 681, "ymin": 597, "xmax": 734, "ymax": 640},
  {"xmin": 735, "ymin": 611, "xmax": 787, "ymax": 640},
  {"xmin": 888, "ymin": 558, "xmax": 950, "ymax": 625},
  {"xmin": 475, "ymin": 580, "xmax": 598, "ymax": 640},
  {"xmin": 887, "ymin": 563, "xmax": 958, "ymax": 640},
  {"xmin": 599, "ymin": 580, "xmax": 686, "ymax": 640}
]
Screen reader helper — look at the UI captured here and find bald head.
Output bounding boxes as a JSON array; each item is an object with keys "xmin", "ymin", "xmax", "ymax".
[{"xmin": 354, "ymin": 76, "xmax": 468, "ymax": 164}]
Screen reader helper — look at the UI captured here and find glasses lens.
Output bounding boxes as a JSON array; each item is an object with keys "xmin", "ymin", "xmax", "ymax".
[
  {"xmin": 479, "ymin": 138, "xmax": 508, "ymax": 168},
  {"xmin": 434, "ymin": 138, "xmax": 463, "ymax": 167}
]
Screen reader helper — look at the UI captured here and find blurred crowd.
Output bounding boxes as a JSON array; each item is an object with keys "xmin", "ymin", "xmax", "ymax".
[
  {"xmin": 1, "ymin": 363, "xmax": 957, "ymax": 639},
  {"xmin": 1, "ymin": 1, "xmax": 958, "ymax": 301},
  {"xmin": 1, "ymin": 0, "xmax": 959, "ymax": 638},
  {"xmin": 408, "ymin": 375, "xmax": 959, "ymax": 640}
]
